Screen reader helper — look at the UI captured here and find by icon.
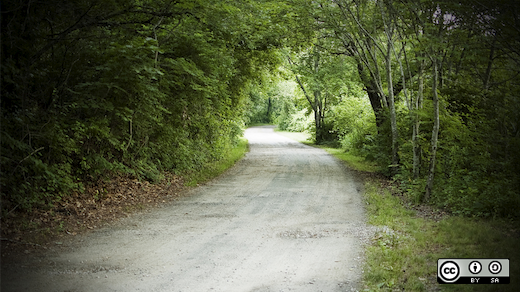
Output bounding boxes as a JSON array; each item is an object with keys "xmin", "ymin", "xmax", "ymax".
[
  {"xmin": 489, "ymin": 261, "xmax": 502, "ymax": 274},
  {"xmin": 469, "ymin": 261, "xmax": 482, "ymax": 274}
]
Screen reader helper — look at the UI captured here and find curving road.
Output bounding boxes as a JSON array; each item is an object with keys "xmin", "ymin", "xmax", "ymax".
[{"xmin": 2, "ymin": 126, "xmax": 370, "ymax": 292}]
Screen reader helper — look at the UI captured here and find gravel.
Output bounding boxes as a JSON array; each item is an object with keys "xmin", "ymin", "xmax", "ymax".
[{"xmin": 2, "ymin": 126, "xmax": 374, "ymax": 292}]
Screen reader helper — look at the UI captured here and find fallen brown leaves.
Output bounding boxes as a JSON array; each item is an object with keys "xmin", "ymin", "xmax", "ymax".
[{"xmin": 1, "ymin": 173, "xmax": 185, "ymax": 254}]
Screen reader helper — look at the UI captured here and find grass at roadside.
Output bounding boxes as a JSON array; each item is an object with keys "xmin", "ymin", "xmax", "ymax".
[
  {"xmin": 322, "ymin": 148, "xmax": 381, "ymax": 173},
  {"xmin": 277, "ymin": 129, "xmax": 520, "ymax": 292},
  {"xmin": 184, "ymin": 137, "xmax": 249, "ymax": 186},
  {"xmin": 361, "ymin": 182, "xmax": 519, "ymax": 291}
]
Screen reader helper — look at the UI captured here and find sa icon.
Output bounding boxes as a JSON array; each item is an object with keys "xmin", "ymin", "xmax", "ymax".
[
  {"xmin": 439, "ymin": 261, "xmax": 460, "ymax": 283},
  {"xmin": 489, "ymin": 261, "xmax": 502, "ymax": 274}
]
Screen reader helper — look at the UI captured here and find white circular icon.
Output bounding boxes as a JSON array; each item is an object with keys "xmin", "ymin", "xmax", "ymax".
[
  {"xmin": 489, "ymin": 261, "xmax": 502, "ymax": 274},
  {"xmin": 440, "ymin": 261, "xmax": 460, "ymax": 282},
  {"xmin": 469, "ymin": 261, "xmax": 482, "ymax": 274}
]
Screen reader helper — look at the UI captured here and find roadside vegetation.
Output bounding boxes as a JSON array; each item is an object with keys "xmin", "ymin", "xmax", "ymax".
[
  {"xmin": 183, "ymin": 138, "xmax": 249, "ymax": 186},
  {"xmin": 278, "ymin": 129, "xmax": 519, "ymax": 291},
  {"xmin": 1, "ymin": 139, "xmax": 249, "ymax": 250},
  {"xmin": 2, "ymin": 0, "xmax": 305, "ymax": 245},
  {"xmin": 360, "ymin": 179, "xmax": 520, "ymax": 292},
  {"xmin": 1, "ymin": 0, "xmax": 305, "ymax": 218}
]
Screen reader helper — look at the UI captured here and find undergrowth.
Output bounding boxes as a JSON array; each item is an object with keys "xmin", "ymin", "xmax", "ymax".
[
  {"xmin": 183, "ymin": 137, "xmax": 249, "ymax": 186},
  {"xmin": 281, "ymin": 130, "xmax": 520, "ymax": 292},
  {"xmin": 351, "ymin": 161, "xmax": 519, "ymax": 291},
  {"xmin": 1, "ymin": 137, "xmax": 250, "ymax": 249}
]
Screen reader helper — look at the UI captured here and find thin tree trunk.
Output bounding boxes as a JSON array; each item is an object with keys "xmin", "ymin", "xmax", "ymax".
[
  {"xmin": 483, "ymin": 37, "xmax": 496, "ymax": 90},
  {"xmin": 293, "ymin": 73, "xmax": 313, "ymax": 107},
  {"xmin": 314, "ymin": 90, "xmax": 322, "ymax": 142},
  {"xmin": 153, "ymin": 17, "xmax": 164, "ymax": 68},
  {"xmin": 288, "ymin": 55, "xmax": 322, "ymax": 142},
  {"xmin": 413, "ymin": 60, "xmax": 424, "ymax": 178},
  {"xmin": 386, "ymin": 39, "xmax": 399, "ymax": 171},
  {"xmin": 266, "ymin": 97, "xmax": 272, "ymax": 122},
  {"xmin": 379, "ymin": 2, "xmax": 399, "ymax": 171},
  {"xmin": 425, "ymin": 59, "xmax": 440, "ymax": 202}
]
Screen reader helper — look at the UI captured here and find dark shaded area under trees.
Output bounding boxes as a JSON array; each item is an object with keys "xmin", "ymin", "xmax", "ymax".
[{"xmin": 1, "ymin": 0, "xmax": 302, "ymax": 214}]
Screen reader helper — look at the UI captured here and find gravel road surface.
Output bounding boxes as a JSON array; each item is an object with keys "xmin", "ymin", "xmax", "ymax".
[{"xmin": 2, "ymin": 126, "xmax": 371, "ymax": 292}]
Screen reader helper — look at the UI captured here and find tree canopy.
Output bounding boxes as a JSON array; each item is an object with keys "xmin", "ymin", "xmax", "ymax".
[
  {"xmin": 2, "ymin": 0, "xmax": 519, "ymax": 218},
  {"xmin": 275, "ymin": 0, "xmax": 520, "ymax": 217},
  {"xmin": 1, "ymin": 0, "xmax": 298, "ymax": 212}
]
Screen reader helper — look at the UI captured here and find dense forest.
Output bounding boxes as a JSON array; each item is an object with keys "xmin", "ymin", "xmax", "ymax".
[
  {"xmin": 249, "ymin": 0, "xmax": 520, "ymax": 218},
  {"xmin": 1, "ymin": 0, "xmax": 300, "ymax": 214},
  {"xmin": 2, "ymin": 0, "xmax": 519, "ymax": 218}
]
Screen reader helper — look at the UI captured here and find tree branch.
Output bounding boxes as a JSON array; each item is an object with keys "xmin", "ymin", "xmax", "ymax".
[{"xmin": 288, "ymin": 56, "xmax": 315, "ymax": 110}]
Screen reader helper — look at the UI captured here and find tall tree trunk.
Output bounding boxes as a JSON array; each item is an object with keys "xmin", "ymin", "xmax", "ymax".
[
  {"xmin": 378, "ymin": 2, "xmax": 400, "ymax": 171},
  {"xmin": 266, "ymin": 96, "xmax": 272, "ymax": 122},
  {"xmin": 385, "ymin": 41, "xmax": 399, "ymax": 171},
  {"xmin": 357, "ymin": 63, "xmax": 385, "ymax": 131},
  {"xmin": 425, "ymin": 59, "xmax": 440, "ymax": 202},
  {"xmin": 413, "ymin": 60, "xmax": 424, "ymax": 178},
  {"xmin": 314, "ymin": 90, "xmax": 322, "ymax": 142}
]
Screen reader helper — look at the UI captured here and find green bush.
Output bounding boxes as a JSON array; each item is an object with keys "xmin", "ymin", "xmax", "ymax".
[
  {"xmin": 279, "ymin": 108, "xmax": 314, "ymax": 133},
  {"xmin": 331, "ymin": 96, "xmax": 377, "ymax": 152},
  {"xmin": 0, "ymin": 0, "xmax": 283, "ymax": 213}
]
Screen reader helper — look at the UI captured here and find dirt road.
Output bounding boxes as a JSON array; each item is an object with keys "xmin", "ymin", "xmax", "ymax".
[{"xmin": 2, "ymin": 126, "xmax": 371, "ymax": 292}]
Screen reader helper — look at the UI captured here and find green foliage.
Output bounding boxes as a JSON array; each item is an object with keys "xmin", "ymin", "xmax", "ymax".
[
  {"xmin": 331, "ymin": 95, "xmax": 377, "ymax": 154},
  {"xmin": 394, "ymin": 90, "xmax": 520, "ymax": 217},
  {"xmin": 433, "ymin": 112, "xmax": 520, "ymax": 218},
  {"xmin": 1, "ymin": 0, "xmax": 292, "ymax": 213},
  {"xmin": 277, "ymin": 108, "xmax": 313, "ymax": 133},
  {"xmin": 293, "ymin": 0, "xmax": 520, "ymax": 218},
  {"xmin": 287, "ymin": 42, "xmax": 355, "ymax": 143},
  {"xmin": 275, "ymin": 77, "xmax": 315, "ymax": 132},
  {"xmin": 245, "ymin": 76, "xmax": 295, "ymax": 125},
  {"xmin": 184, "ymin": 138, "xmax": 248, "ymax": 186}
]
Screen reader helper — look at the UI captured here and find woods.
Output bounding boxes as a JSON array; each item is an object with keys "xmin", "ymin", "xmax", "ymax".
[
  {"xmin": 2, "ymin": 0, "xmax": 519, "ymax": 218},
  {"xmin": 263, "ymin": 0, "xmax": 520, "ymax": 217},
  {"xmin": 1, "ymin": 0, "xmax": 291, "ymax": 212}
]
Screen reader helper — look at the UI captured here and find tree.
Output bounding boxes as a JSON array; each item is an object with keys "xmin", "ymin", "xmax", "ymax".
[
  {"xmin": 313, "ymin": 0, "xmax": 409, "ymax": 169},
  {"xmin": 0, "ymin": 0, "xmax": 296, "ymax": 212},
  {"xmin": 288, "ymin": 40, "xmax": 349, "ymax": 143},
  {"xmin": 306, "ymin": 0, "xmax": 520, "ymax": 215}
]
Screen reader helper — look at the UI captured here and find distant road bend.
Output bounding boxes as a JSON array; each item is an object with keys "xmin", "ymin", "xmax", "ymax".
[{"xmin": 2, "ymin": 126, "xmax": 371, "ymax": 292}]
